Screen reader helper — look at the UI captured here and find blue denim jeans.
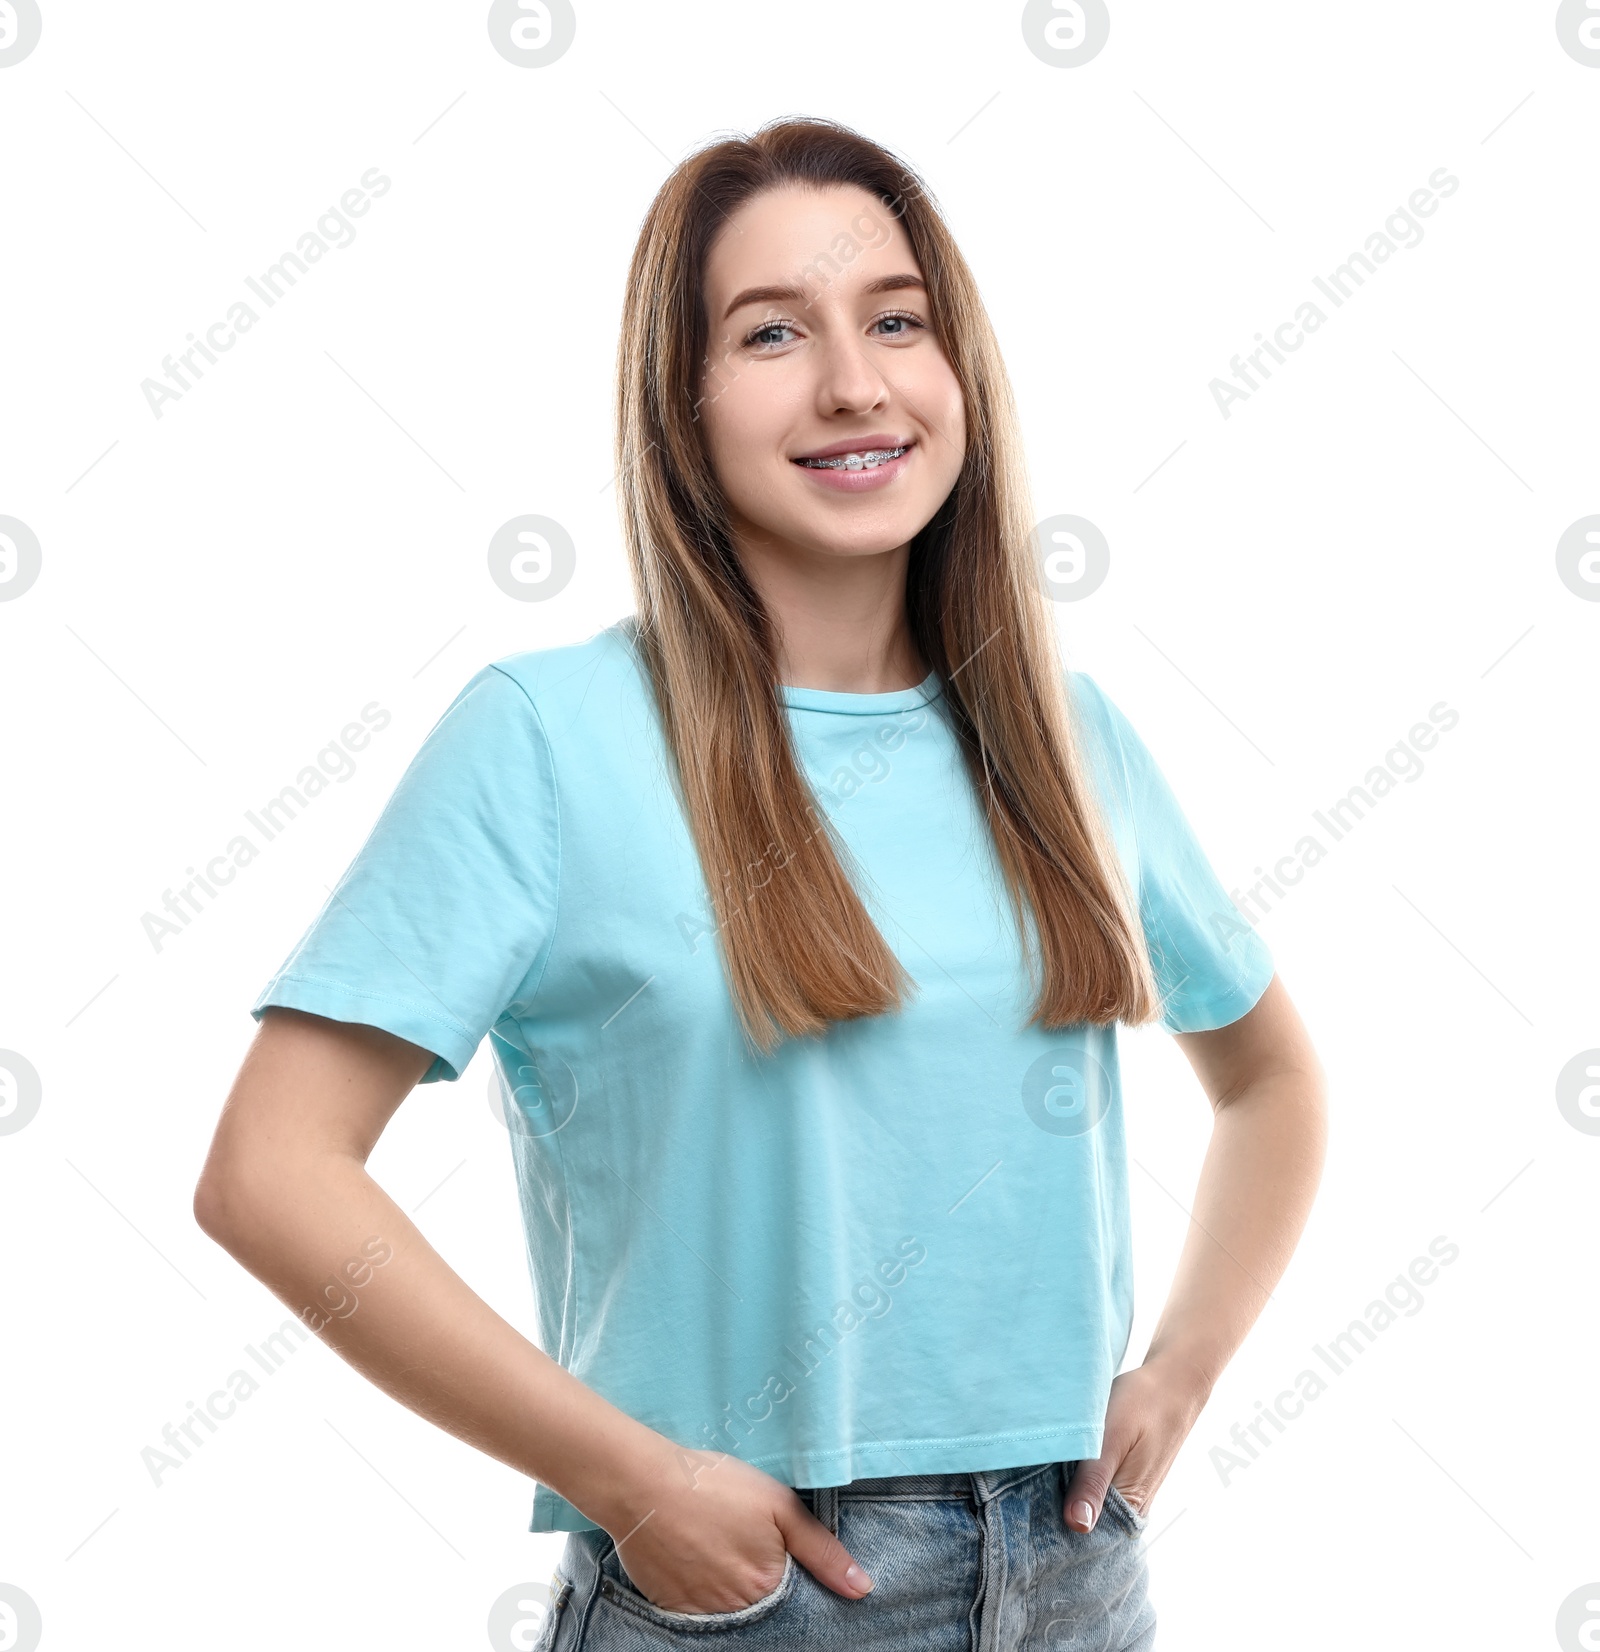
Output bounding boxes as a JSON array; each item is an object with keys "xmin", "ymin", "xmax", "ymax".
[{"xmin": 536, "ymin": 1460, "xmax": 1156, "ymax": 1650}]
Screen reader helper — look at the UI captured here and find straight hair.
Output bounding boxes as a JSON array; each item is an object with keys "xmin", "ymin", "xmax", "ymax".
[{"xmin": 613, "ymin": 115, "xmax": 1163, "ymax": 1053}]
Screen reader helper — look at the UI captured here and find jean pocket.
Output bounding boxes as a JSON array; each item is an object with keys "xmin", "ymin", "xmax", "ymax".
[
  {"xmin": 531, "ymin": 1574, "xmax": 571, "ymax": 1651},
  {"xmin": 599, "ymin": 1546, "xmax": 797, "ymax": 1632},
  {"xmin": 1102, "ymin": 1481, "xmax": 1149, "ymax": 1535}
]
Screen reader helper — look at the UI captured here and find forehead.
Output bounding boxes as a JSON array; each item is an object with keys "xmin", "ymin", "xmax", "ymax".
[{"xmin": 702, "ymin": 182, "xmax": 920, "ymax": 315}]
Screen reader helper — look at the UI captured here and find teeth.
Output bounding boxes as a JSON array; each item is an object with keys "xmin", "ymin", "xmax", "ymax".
[{"xmin": 797, "ymin": 445, "xmax": 908, "ymax": 470}]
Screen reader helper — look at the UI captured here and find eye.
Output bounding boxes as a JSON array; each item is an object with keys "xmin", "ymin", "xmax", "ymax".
[
  {"xmin": 743, "ymin": 318, "xmax": 800, "ymax": 351},
  {"xmin": 871, "ymin": 309, "xmax": 927, "ymax": 339}
]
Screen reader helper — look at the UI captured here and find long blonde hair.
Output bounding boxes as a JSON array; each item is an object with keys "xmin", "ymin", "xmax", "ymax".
[{"xmin": 613, "ymin": 115, "xmax": 1161, "ymax": 1053}]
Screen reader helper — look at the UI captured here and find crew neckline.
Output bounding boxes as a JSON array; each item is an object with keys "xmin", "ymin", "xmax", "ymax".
[{"xmin": 779, "ymin": 670, "xmax": 944, "ymax": 715}]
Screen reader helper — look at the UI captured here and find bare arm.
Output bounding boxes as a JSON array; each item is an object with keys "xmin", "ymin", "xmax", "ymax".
[
  {"xmin": 193, "ymin": 1007, "xmax": 872, "ymax": 1611},
  {"xmin": 1061, "ymin": 973, "xmax": 1329, "ymax": 1530},
  {"xmin": 1147, "ymin": 971, "xmax": 1329, "ymax": 1392}
]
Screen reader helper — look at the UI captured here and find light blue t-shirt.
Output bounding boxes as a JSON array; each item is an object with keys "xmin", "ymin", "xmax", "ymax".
[{"xmin": 250, "ymin": 619, "xmax": 1272, "ymax": 1533}]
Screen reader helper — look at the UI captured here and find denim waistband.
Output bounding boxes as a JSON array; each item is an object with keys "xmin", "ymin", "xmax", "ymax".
[{"xmin": 796, "ymin": 1460, "xmax": 1068, "ymax": 1512}]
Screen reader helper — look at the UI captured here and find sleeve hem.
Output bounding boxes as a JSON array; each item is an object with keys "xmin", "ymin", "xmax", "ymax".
[
  {"xmin": 1161, "ymin": 955, "xmax": 1275, "ymax": 1034},
  {"xmin": 250, "ymin": 973, "xmax": 479, "ymax": 1083}
]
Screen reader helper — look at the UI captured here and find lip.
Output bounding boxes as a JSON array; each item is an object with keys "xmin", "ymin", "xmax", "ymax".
[
  {"xmin": 791, "ymin": 433, "xmax": 913, "ymax": 461},
  {"xmin": 792, "ymin": 443, "xmax": 915, "ymax": 493}
]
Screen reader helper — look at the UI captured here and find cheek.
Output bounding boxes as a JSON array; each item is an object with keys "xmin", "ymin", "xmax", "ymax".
[
  {"xmin": 916, "ymin": 359, "xmax": 964, "ymax": 433},
  {"xmin": 698, "ymin": 391, "xmax": 782, "ymax": 517},
  {"xmin": 707, "ymin": 378, "xmax": 804, "ymax": 471},
  {"xmin": 921, "ymin": 378, "xmax": 966, "ymax": 480},
  {"xmin": 697, "ymin": 398, "xmax": 751, "ymax": 479}
]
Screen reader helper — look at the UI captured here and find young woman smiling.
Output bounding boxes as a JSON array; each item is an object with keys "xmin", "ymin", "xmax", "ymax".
[{"xmin": 196, "ymin": 117, "xmax": 1327, "ymax": 1650}]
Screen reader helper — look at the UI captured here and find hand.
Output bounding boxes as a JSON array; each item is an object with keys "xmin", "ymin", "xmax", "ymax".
[
  {"xmin": 1063, "ymin": 1355, "xmax": 1212, "ymax": 1533},
  {"xmin": 592, "ymin": 1439, "xmax": 875, "ymax": 1615}
]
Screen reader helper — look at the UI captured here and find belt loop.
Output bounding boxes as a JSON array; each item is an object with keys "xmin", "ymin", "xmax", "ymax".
[{"xmin": 817, "ymin": 1484, "xmax": 839, "ymax": 1536}]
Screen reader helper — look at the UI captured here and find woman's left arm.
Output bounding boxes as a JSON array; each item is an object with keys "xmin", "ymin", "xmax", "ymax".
[{"xmin": 1063, "ymin": 972, "xmax": 1329, "ymax": 1532}]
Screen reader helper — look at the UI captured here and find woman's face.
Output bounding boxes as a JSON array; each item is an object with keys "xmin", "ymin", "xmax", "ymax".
[{"xmin": 695, "ymin": 182, "xmax": 966, "ymax": 566}]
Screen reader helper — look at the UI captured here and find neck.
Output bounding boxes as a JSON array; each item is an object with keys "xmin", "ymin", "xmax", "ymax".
[{"xmin": 733, "ymin": 531, "xmax": 927, "ymax": 694}]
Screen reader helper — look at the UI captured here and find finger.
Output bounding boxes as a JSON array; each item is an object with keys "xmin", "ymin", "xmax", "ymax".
[
  {"xmin": 1062, "ymin": 1457, "xmax": 1111, "ymax": 1532},
  {"xmin": 776, "ymin": 1497, "xmax": 875, "ymax": 1600}
]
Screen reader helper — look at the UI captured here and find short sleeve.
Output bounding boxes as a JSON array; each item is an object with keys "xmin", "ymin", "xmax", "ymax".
[
  {"xmin": 1071, "ymin": 672, "xmax": 1273, "ymax": 1033},
  {"xmin": 249, "ymin": 663, "xmax": 560, "ymax": 1082}
]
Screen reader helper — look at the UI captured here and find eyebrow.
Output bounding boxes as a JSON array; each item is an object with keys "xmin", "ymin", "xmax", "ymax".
[{"xmin": 721, "ymin": 272, "xmax": 926, "ymax": 323}]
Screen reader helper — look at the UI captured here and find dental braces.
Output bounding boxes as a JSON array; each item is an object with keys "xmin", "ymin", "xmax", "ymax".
[{"xmin": 796, "ymin": 446, "xmax": 909, "ymax": 471}]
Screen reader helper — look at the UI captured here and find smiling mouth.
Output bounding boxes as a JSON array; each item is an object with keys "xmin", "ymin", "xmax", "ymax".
[{"xmin": 793, "ymin": 444, "xmax": 912, "ymax": 471}]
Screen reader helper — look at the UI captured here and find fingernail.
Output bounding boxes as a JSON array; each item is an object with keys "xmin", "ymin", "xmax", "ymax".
[
  {"xmin": 845, "ymin": 1563, "xmax": 874, "ymax": 1593},
  {"xmin": 1073, "ymin": 1500, "xmax": 1096, "ymax": 1530}
]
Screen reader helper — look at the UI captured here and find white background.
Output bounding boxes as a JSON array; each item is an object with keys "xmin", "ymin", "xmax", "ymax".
[{"xmin": 2, "ymin": 3, "xmax": 1596, "ymax": 1648}]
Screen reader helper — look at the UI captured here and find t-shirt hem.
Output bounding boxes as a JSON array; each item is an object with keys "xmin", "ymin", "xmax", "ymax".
[
  {"xmin": 526, "ymin": 1422, "xmax": 1107, "ymax": 1534},
  {"xmin": 250, "ymin": 973, "xmax": 477, "ymax": 1083}
]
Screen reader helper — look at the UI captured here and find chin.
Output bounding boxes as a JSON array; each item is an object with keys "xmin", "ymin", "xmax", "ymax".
[{"xmin": 784, "ymin": 514, "xmax": 925, "ymax": 558}]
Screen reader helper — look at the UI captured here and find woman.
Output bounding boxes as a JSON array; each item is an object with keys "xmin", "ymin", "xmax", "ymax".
[{"xmin": 195, "ymin": 117, "xmax": 1327, "ymax": 1650}]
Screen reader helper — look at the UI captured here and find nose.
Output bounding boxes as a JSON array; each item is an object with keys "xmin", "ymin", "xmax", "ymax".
[{"xmin": 812, "ymin": 328, "xmax": 892, "ymax": 418}]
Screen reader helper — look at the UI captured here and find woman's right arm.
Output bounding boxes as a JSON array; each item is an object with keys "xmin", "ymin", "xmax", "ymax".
[{"xmin": 192, "ymin": 1006, "xmax": 872, "ymax": 1613}]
